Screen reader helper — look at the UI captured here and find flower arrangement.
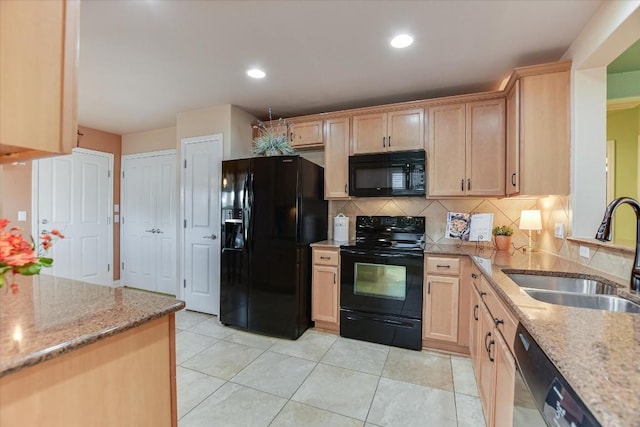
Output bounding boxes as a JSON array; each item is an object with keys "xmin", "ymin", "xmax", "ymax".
[
  {"xmin": 0, "ymin": 218, "xmax": 63, "ymax": 294},
  {"xmin": 252, "ymin": 108, "xmax": 295, "ymax": 156}
]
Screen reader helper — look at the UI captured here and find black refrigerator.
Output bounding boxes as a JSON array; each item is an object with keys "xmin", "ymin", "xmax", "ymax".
[{"xmin": 220, "ymin": 155, "xmax": 328, "ymax": 339}]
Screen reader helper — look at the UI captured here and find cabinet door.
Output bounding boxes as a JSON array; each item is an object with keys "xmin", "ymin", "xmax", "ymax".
[
  {"xmin": 519, "ymin": 71, "xmax": 570, "ymax": 195},
  {"xmin": 505, "ymin": 80, "xmax": 520, "ymax": 195},
  {"xmin": 466, "ymin": 99, "xmax": 506, "ymax": 196},
  {"xmin": 469, "ymin": 287, "xmax": 481, "ymax": 369},
  {"xmin": 324, "ymin": 118, "xmax": 351, "ymax": 199},
  {"xmin": 493, "ymin": 331, "xmax": 515, "ymax": 427},
  {"xmin": 352, "ymin": 112, "xmax": 386, "ymax": 154},
  {"xmin": 423, "ymin": 275, "xmax": 459, "ymax": 342},
  {"xmin": 312, "ymin": 265, "xmax": 339, "ymax": 323},
  {"xmin": 291, "ymin": 120, "xmax": 323, "ymax": 148},
  {"xmin": 428, "ymin": 104, "xmax": 466, "ymax": 196},
  {"xmin": 387, "ymin": 108, "xmax": 424, "ymax": 152},
  {"xmin": 477, "ymin": 302, "xmax": 496, "ymax": 426},
  {"xmin": 0, "ymin": 0, "xmax": 79, "ymax": 161}
]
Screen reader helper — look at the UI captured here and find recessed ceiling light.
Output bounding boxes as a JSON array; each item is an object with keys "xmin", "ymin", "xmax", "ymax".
[
  {"xmin": 246, "ymin": 68, "xmax": 266, "ymax": 79},
  {"xmin": 390, "ymin": 34, "xmax": 414, "ymax": 49}
]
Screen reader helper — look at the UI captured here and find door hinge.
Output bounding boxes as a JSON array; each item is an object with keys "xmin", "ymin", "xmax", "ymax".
[
  {"xmin": 183, "ymin": 279, "xmax": 186, "ymax": 288},
  {"xmin": 184, "ymin": 219, "xmax": 187, "ymax": 228},
  {"xmin": 108, "ymin": 170, "xmax": 111, "ymax": 178},
  {"xmin": 122, "ymin": 171, "xmax": 125, "ymax": 179},
  {"xmin": 107, "ymin": 216, "xmax": 111, "ymax": 225},
  {"xmin": 184, "ymin": 159, "xmax": 187, "ymax": 169},
  {"xmin": 107, "ymin": 264, "xmax": 110, "ymax": 272},
  {"xmin": 121, "ymin": 216, "xmax": 124, "ymax": 224},
  {"xmin": 121, "ymin": 262, "xmax": 124, "ymax": 270}
]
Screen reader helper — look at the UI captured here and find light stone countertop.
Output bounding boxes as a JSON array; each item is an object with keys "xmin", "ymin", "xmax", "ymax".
[
  {"xmin": 0, "ymin": 275, "xmax": 184, "ymax": 378},
  {"xmin": 312, "ymin": 239, "xmax": 640, "ymax": 426}
]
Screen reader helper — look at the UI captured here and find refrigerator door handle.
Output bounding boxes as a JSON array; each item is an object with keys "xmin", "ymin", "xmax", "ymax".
[
  {"xmin": 248, "ymin": 173, "xmax": 255, "ymax": 252},
  {"xmin": 242, "ymin": 175, "xmax": 249, "ymax": 244}
]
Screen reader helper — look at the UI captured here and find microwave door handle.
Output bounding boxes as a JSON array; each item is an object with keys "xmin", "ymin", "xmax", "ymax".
[{"xmin": 405, "ymin": 164, "xmax": 411, "ymax": 190}]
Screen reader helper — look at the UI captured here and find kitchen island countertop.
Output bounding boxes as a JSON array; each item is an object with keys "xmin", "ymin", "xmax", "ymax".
[{"xmin": 0, "ymin": 275, "xmax": 184, "ymax": 378}]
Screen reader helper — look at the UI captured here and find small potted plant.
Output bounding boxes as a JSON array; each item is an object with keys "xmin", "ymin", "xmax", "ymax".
[
  {"xmin": 252, "ymin": 108, "xmax": 295, "ymax": 156},
  {"xmin": 492, "ymin": 225, "xmax": 514, "ymax": 251}
]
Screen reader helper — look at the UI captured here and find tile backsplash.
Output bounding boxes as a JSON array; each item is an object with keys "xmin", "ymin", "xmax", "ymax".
[{"xmin": 328, "ymin": 195, "xmax": 634, "ymax": 286}]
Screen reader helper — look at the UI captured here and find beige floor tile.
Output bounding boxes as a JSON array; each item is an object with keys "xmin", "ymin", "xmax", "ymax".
[
  {"xmin": 367, "ymin": 377, "xmax": 457, "ymax": 427},
  {"xmin": 270, "ymin": 329, "xmax": 337, "ymax": 361},
  {"xmin": 176, "ymin": 366, "xmax": 225, "ymax": 419},
  {"xmin": 175, "ymin": 309, "xmax": 213, "ymax": 330},
  {"xmin": 178, "ymin": 382, "xmax": 286, "ymax": 427},
  {"xmin": 270, "ymin": 401, "xmax": 364, "ymax": 427},
  {"xmin": 231, "ymin": 351, "xmax": 316, "ymax": 398},
  {"xmin": 382, "ymin": 348, "xmax": 454, "ymax": 391},
  {"xmin": 224, "ymin": 329, "xmax": 280, "ymax": 350},
  {"xmin": 321, "ymin": 337, "xmax": 389, "ymax": 375},
  {"xmin": 181, "ymin": 340, "xmax": 264, "ymax": 380},
  {"xmin": 292, "ymin": 363, "xmax": 379, "ymax": 420},
  {"xmin": 175, "ymin": 331, "xmax": 218, "ymax": 365},
  {"xmin": 189, "ymin": 317, "xmax": 235, "ymax": 339},
  {"xmin": 455, "ymin": 393, "xmax": 487, "ymax": 427},
  {"xmin": 451, "ymin": 355, "xmax": 479, "ymax": 397}
]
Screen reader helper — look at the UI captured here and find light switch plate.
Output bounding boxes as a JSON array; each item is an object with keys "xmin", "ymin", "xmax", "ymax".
[
  {"xmin": 17, "ymin": 211, "xmax": 27, "ymax": 221},
  {"xmin": 554, "ymin": 223, "xmax": 565, "ymax": 239},
  {"xmin": 579, "ymin": 246, "xmax": 590, "ymax": 258}
]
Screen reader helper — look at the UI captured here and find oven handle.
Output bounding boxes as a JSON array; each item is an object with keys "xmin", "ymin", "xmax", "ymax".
[{"xmin": 340, "ymin": 248, "xmax": 424, "ymax": 259}]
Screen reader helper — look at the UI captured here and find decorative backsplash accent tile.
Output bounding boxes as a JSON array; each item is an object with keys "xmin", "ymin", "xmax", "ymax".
[{"xmin": 328, "ymin": 194, "xmax": 634, "ymax": 286}]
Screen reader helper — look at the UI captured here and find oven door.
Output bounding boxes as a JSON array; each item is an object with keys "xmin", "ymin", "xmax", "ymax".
[{"xmin": 340, "ymin": 248, "xmax": 423, "ymax": 319}]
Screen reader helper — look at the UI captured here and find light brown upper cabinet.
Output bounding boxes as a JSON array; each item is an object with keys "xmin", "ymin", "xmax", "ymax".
[
  {"xmin": 290, "ymin": 119, "xmax": 324, "ymax": 149},
  {"xmin": 0, "ymin": 0, "xmax": 79, "ymax": 164},
  {"xmin": 324, "ymin": 117, "xmax": 351, "ymax": 199},
  {"xmin": 351, "ymin": 108, "xmax": 424, "ymax": 154},
  {"xmin": 428, "ymin": 99, "xmax": 505, "ymax": 197},
  {"xmin": 505, "ymin": 62, "xmax": 570, "ymax": 196}
]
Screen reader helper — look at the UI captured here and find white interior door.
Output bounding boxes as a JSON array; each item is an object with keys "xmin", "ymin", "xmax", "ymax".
[
  {"xmin": 121, "ymin": 151, "xmax": 177, "ymax": 294},
  {"xmin": 34, "ymin": 149, "xmax": 113, "ymax": 286},
  {"xmin": 183, "ymin": 135, "xmax": 222, "ymax": 314}
]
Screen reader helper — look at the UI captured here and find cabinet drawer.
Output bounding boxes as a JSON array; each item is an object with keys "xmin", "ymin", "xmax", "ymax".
[
  {"xmin": 479, "ymin": 277, "xmax": 517, "ymax": 353},
  {"xmin": 426, "ymin": 257, "xmax": 460, "ymax": 275},
  {"xmin": 313, "ymin": 249, "xmax": 339, "ymax": 266}
]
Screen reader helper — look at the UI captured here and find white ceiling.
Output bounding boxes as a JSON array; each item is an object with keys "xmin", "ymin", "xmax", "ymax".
[{"xmin": 78, "ymin": 0, "xmax": 603, "ymax": 136}]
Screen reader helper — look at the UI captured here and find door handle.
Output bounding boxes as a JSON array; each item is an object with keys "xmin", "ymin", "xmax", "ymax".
[
  {"xmin": 427, "ymin": 281, "xmax": 431, "ymax": 294},
  {"xmin": 145, "ymin": 229, "xmax": 155, "ymax": 233},
  {"xmin": 511, "ymin": 173, "xmax": 517, "ymax": 186},
  {"xmin": 41, "ymin": 229, "xmax": 50, "ymax": 235},
  {"xmin": 467, "ymin": 178, "xmax": 471, "ymax": 191},
  {"xmin": 41, "ymin": 219, "xmax": 48, "ymax": 224},
  {"xmin": 484, "ymin": 331, "xmax": 492, "ymax": 352},
  {"xmin": 473, "ymin": 304, "xmax": 478, "ymax": 321},
  {"xmin": 333, "ymin": 273, "xmax": 336, "ymax": 284},
  {"xmin": 382, "ymin": 136, "xmax": 386, "ymax": 147},
  {"xmin": 461, "ymin": 179, "xmax": 464, "ymax": 191},
  {"xmin": 388, "ymin": 136, "xmax": 391, "ymax": 147},
  {"xmin": 203, "ymin": 234, "xmax": 217, "ymax": 240},
  {"xmin": 488, "ymin": 339, "xmax": 495, "ymax": 362},
  {"xmin": 155, "ymin": 229, "xmax": 164, "ymax": 234}
]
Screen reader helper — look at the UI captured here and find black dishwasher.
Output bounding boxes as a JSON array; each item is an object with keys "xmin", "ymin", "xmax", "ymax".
[{"xmin": 513, "ymin": 324, "xmax": 601, "ymax": 427}]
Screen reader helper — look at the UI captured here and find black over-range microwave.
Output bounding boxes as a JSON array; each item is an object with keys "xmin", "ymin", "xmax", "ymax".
[{"xmin": 349, "ymin": 150, "xmax": 426, "ymax": 197}]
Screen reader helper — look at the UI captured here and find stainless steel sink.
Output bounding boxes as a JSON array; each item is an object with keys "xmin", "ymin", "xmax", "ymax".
[
  {"xmin": 506, "ymin": 273, "xmax": 616, "ymax": 295},
  {"xmin": 524, "ymin": 289, "xmax": 640, "ymax": 314}
]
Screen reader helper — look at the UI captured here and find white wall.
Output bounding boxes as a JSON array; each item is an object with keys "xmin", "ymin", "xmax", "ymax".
[
  {"xmin": 121, "ymin": 126, "xmax": 177, "ymax": 155},
  {"xmin": 561, "ymin": 1, "xmax": 640, "ymax": 237}
]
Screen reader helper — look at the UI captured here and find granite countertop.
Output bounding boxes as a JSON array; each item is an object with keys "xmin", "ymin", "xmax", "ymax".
[
  {"xmin": 0, "ymin": 275, "xmax": 185, "ymax": 378},
  {"xmin": 314, "ymin": 239, "xmax": 640, "ymax": 426}
]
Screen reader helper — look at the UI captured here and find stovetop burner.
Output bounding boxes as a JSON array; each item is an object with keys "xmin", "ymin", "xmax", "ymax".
[{"xmin": 344, "ymin": 216, "xmax": 426, "ymax": 252}]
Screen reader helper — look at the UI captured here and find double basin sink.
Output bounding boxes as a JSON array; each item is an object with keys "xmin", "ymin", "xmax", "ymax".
[{"xmin": 506, "ymin": 273, "xmax": 640, "ymax": 314}]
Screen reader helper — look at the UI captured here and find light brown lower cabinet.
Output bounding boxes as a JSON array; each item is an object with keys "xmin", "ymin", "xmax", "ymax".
[
  {"xmin": 471, "ymin": 277, "xmax": 516, "ymax": 427},
  {"xmin": 423, "ymin": 256, "xmax": 472, "ymax": 353},
  {"xmin": 311, "ymin": 247, "xmax": 340, "ymax": 332},
  {"xmin": 0, "ymin": 315, "xmax": 178, "ymax": 427}
]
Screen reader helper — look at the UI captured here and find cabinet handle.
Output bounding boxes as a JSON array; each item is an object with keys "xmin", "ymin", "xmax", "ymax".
[
  {"xmin": 436, "ymin": 264, "xmax": 450, "ymax": 268},
  {"xmin": 473, "ymin": 304, "xmax": 478, "ymax": 321},
  {"xmin": 345, "ymin": 184, "xmax": 347, "ymax": 193},
  {"xmin": 467, "ymin": 178, "xmax": 471, "ymax": 191},
  {"xmin": 484, "ymin": 331, "xmax": 492, "ymax": 352},
  {"xmin": 494, "ymin": 318, "xmax": 504, "ymax": 327},
  {"xmin": 333, "ymin": 273, "xmax": 336, "ymax": 284},
  {"xmin": 488, "ymin": 339, "xmax": 495, "ymax": 362},
  {"xmin": 461, "ymin": 179, "xmax": 464, "ymax": 191},
  {"xmin": 388, "ymin": 136, "xmax": 391, "ymax": 147},
  {"xmin": 471, "ymin": 273, "xmax": 478, "ymax": 279},
  {"xmin": 427, "ymin": 281, "xmax": 431, "ymax": 294},
  {"xmin": 511, "ymin": 173, "xmax": 517, "ymax": 186},
  {"xmin": 320, "ymin": 256, "xmax": 331, "ymax": 260},
  {"xmin": 383, "ymin": 136, "xmax": 386, "ymax": 147},
  {"xmin": 290, "ymin": 132, "xmax": 294, "ymax": 142},
  {"xmin": 480, "ymin": 291, "xmax": 487, "ymax": 299}
]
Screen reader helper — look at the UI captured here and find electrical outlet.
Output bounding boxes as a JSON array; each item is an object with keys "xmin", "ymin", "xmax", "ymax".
[
  {"xmin": 17, "ymin": 211, "xmax": 27, "ymax": 222},
  {"xmin": 579, "ymin": 246, "xmax": 590, "ymax": 259},
  {"xmin": 554, "ymin": 223, "xmax": 565, "ymax": 239}
]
